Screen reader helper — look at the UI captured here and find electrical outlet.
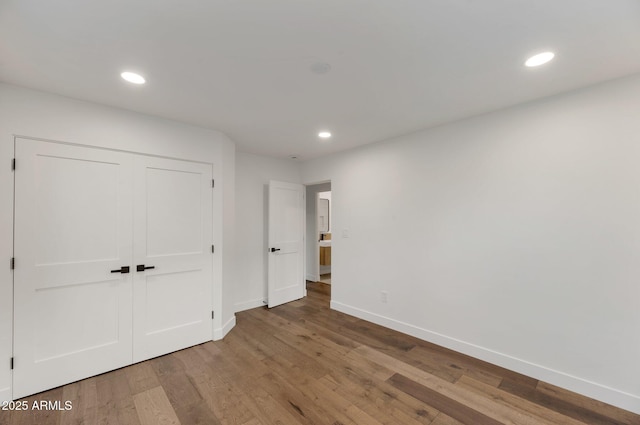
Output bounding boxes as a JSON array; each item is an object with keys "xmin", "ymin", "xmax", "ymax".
[{"xmin": 380, "ymin": 291, "xmax": 388, "ymax": 303}]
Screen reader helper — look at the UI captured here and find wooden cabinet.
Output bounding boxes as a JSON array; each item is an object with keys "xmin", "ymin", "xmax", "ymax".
[{"xmin": 320, "ymin": 246, "xmax": 332, "ymax": 265}]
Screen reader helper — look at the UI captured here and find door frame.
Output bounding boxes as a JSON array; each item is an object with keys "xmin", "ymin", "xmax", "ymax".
[
  {"xmin": 304, "ymin": 182, "xmax": 332, "ymax": 283},
  {"xmin": 306, "ymin": 186, "xmax": 320, "ymax": 282}
]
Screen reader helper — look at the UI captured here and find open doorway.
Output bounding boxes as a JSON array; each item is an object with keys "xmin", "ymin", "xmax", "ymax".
[
  {"xmin": 318, "ymin": 190, "xmax": 331, "ymax": 284},
  {"xmin": 305, "ymin": 182, "xmax": 331, "ymax": 284}
]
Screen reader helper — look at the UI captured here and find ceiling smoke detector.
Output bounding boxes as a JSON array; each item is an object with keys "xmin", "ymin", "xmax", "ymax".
[{"xmin": 310, "ymin": 62, "xmax": 331, "ymax": 75}]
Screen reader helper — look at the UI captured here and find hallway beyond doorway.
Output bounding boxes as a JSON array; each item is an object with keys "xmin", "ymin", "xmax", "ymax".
[{"xmin": 319, "ymin": 273, "xmax": 331, "ymax": 285}]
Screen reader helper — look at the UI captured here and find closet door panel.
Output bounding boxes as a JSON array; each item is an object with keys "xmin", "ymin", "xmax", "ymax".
[
  {"xmin": 132, "ymin": 156, "xmax": 213, "ymax": 362},
  {"xmin": 13, "ymin": 138, "xmax": 133, "ymax": 399}
]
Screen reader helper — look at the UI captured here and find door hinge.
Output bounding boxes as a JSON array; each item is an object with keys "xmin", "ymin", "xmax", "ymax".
[
  {"xmin": 212, "ymin": 179, "xmax": 215, "ymax": 188},
  {"xmin": 211, "ymin": 245, "xmax": 215, "ymax": 254},
  {"xmin": 11, "ymin": 158, "xmax": 15, "ymax": 171},
  {"xmin": 10, "ymin": 258, "xmax": 15, "ymax": 270},
  {"xmin": 10, "ymin": 357, "xmax": 14, "ymax": 370},
  {"xmin": 211, "ymin": 311, "xmax": 215, "ymax": 319}
]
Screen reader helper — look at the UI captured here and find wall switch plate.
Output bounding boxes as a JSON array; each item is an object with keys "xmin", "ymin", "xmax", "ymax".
[
  {"xmin": 342, "ymin": 229, "xmax": 349, "ymax": 238},
  {"xmin": 381, "ymin": 291, "xmax": 388, "ymax": 303}
]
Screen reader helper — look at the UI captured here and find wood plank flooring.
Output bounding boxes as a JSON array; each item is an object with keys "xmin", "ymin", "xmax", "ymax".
[{"xmin": 1, "ymin": 281, "xmax": 638, "ymax": 425}]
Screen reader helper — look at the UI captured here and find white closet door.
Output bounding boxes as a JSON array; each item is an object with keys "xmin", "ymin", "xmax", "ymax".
[
  {"xmin": 13, "ymin": 139, "xmax": 133, "ymax": 399},
  {"xmin": 132, "ymin": 156, "xmax": 213, "ymax": 362}
]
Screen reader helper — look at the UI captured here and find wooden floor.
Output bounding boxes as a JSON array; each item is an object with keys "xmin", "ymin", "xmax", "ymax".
[
  {"xmin": 319, "ymin": 273, "xmax": 331, "ymax": 285},
  {"xmin": 2, "ymin": 282, "xmax": 638, "ymax": 425}
]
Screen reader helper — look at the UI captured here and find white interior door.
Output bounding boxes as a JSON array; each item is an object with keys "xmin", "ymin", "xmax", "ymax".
[
  {"xmin": 13, "ymin": 139, "xmax": 133, "ymax": 399},
  {"xmin": 132, "ymin": 156, "xmax": 213, "ymax": 362},
  {"xmin": 268, "ymin": 180, "xmax": 305, "ymax": 308}
]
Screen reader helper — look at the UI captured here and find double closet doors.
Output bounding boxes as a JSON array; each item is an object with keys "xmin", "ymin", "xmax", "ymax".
[{"xmin": 13, "ymin": 138, "xmax": 213, "ymax": 399}]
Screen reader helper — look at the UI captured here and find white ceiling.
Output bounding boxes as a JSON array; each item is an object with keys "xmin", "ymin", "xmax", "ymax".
[{"xmin": 2, "ymin": 0, "xmax": 640, "ymax": 160}]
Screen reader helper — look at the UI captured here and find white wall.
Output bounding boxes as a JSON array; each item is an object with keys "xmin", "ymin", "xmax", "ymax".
[
  {"xmin": 302, "ymin": 73, "xmax": 640, "ymax": 414},
  {"xmin": 234, "ymin": 152, "xmax": 301, "ymax": 312},
  {"xmin": 0, "ymin": 83, "xmax": 236, "ymax": 401},
  {"xmin": 218, "ymin": 140, "xmax": 237, "ymax": 338}
]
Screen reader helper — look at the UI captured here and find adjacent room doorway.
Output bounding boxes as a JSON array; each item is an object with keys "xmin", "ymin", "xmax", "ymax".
[{"xmin": 304, "ymin": 182, "xmax": 332, "ymax": 286}]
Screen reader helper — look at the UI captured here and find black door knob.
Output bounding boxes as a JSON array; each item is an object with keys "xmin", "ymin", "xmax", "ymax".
[
  {"xmin": 110, "ymin": 266, "xmax": 130, "ymax": 274},
  {"xmin": 136, "ymin": 265, "xmax": 156, "ymax": 272}
]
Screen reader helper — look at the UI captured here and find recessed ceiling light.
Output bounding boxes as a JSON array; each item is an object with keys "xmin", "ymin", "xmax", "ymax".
[
  {"xmin": 525, "ymin": 52, "xmax": 555, "ymax": 67},
  {"xmin": 121, "ymin": 71, "xmax": 146, "ymax": 84},
  {"xmin": 318, "ymin": 132, "xmax": 332, "ymax": 139}
]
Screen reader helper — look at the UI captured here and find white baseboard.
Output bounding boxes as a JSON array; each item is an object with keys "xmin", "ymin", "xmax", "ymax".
[
  {"xmin": 213, "ymin": 314, "xmax": 236, "ymax": 341},
  {"xmin": 306, "ymin": 273, "xmax": 320, "ymax": 282},
  {"xmin": 330, "ymin": 300, "xmax": 640, "ymax": 415},
  {"xmin": 234, "ymin": 298, "xmax": 266, "ymax": 313}
]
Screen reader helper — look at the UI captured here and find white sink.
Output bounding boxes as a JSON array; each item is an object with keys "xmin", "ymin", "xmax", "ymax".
[{"xmin": 319, "ymin": 240, "xmax": 331, "ymax": 247}]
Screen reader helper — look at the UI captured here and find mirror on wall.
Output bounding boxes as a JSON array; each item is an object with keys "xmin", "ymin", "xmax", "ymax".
[{"xmin": 318, "ymin": 198, "xmax": 329, "ymax": 233}]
